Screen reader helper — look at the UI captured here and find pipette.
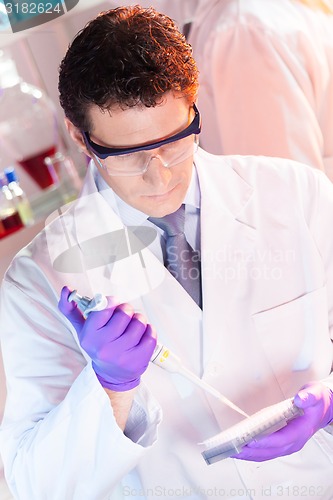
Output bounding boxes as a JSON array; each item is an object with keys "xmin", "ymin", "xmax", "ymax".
[
  {"xmin": 150, "ymin": 343, "xmax": 248, "ymax": 417},
  {"xmin": 68, "ymin": 290, "xmax": 249, "ymax": 418},
  {"xmin": 68, "ymin": 290, "xmax": 108, "ymax": 318}
]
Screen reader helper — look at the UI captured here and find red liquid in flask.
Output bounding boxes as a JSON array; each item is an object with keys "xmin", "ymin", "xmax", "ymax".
[
  {"xmin": 0, "ymin": 220, "xmax": 6, "ymax": 239},
  {"xmin": 19, "ymin": 146, "xmax": 58, "ymax": 189},
  {"xmin": 0, "ymin": 211, "xmax": 24, "ymax": 237}
]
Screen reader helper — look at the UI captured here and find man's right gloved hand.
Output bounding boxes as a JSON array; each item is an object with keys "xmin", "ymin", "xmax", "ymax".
[{"xmin": 58, "ymin": 286, "xmax": 157, "ymax": 391}]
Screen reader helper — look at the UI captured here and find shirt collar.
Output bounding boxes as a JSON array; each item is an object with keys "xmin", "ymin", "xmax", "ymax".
[{"xmin": 96, "ymin": 163, "xmax": 200, "ymax": 226}]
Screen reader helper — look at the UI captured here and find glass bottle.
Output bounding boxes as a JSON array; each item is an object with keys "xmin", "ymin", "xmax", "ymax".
[
  {"xmin": 44, "ymin": 152, "xmax": 81, "ymax": 204},
  {"xmin": 0, "ymin": 175, "xmax": 24, "ymax": 238},
  {"xmin": 0, "ymin": 49, "xmax": 59, "ymax": 189},
  {"xmin": 4, "ymin": 166, "xmax": 35, "ymax": 226}
]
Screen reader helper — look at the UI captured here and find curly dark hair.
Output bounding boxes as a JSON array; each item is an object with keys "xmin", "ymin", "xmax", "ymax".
[{"xmin": 58, "ymin": 5, "xmax": 199, "ymax": 131}]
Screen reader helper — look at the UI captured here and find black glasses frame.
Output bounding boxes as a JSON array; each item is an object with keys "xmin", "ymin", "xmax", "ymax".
[{"xmin": 82, "ymin": 104, "xmax": 201, "ymax": 159}]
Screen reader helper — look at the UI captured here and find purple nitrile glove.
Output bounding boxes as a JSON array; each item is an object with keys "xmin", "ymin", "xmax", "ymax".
[
  {"xmin": 58, "ymin": 286, "xmax": 157, "ymax": 391},
  {"xmin": 231, "ymin": 381, "xmax": 333, "ymax": 462}
]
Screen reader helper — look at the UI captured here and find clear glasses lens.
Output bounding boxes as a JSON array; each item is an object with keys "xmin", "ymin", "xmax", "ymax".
[{"xmin": 97, "ymin": 135, "xmax": 198, "ymax": 177}]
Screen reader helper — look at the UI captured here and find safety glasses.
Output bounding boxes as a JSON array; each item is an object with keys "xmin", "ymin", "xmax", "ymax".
[{"xmin": 82, "ymin": 104, "xmax": 201, "ymax": 176}]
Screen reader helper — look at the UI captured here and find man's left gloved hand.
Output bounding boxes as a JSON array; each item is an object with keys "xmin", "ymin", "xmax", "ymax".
[{"xmin": 232, "ymin": 381, "xmax": 333, "ymax": 462}]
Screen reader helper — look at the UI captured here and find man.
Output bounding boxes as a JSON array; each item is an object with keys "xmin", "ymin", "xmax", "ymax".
[{"xmin": 1, "ymin": 6, "xmax": 333, "ymax": 499}]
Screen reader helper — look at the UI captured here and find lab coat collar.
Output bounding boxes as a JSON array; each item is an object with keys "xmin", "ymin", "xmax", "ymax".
[
  {"xmin": 195, "ymin": 147, "xmax": 254, "ymax": 223},
  {"xmin": 81, "ymin": 150, "xmax": 254, "ymax": 224},
  {"xmin": 194, "ymin": 148, "xmax": 256, "ymax": 367}
]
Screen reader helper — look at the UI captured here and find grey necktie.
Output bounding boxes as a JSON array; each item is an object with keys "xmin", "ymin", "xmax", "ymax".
[{"xmin": 149, "ymin": 204, "xmax": 202, "ymax": 308}]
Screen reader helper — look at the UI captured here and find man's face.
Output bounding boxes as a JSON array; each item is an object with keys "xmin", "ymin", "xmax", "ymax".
[{"xmin": 87, "ymin": 93, "xmax": 195, "ymax": 217}]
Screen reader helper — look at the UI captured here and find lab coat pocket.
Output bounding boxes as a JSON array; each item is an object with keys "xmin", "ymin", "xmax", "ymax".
[{"xmin": 252, "ymin": 286, "xmax": 331, "ymax": 396}]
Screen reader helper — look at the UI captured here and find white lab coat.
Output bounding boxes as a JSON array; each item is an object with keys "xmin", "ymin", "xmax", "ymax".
[
  {"xmin": 189, "ymin": 0, "xmax": 333, "ymax": 179},
  {"xmin": 1, "ymin": 149, "xmax": 333, "ymax": 499}
]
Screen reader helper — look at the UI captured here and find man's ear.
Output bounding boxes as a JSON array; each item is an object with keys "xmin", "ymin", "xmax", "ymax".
[{"xmin": 64, "ymin": 118, "xmax": 92, "ymax": 159}]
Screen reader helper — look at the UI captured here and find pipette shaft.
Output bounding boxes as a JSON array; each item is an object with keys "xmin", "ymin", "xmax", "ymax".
[
  {"xmin": 68, "ymin": 290, "xmax": 249, "ymax": 417},
  {"xmin": 150, "ymin": 343, "xmax": 249, "ymax": 417}
]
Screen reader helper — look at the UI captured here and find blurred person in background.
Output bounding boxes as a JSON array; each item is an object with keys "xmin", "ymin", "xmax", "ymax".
[{"xmin": 189, "ymin": 0, "xmax": 333, "ymax": 179}]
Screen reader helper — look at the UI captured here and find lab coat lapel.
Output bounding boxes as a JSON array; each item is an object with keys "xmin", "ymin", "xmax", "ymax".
[
  {"xmin": 140, "ymin": 268, "xmax": 203, "ymax": 374},
  {"xmin": 195, "ymin": 150, "xmax": 256, "ymax": 369}
]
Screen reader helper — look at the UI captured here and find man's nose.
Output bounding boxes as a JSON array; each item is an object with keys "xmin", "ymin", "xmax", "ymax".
[{"xmin": 143, "ymin": 155, "xmax": 172, "ymax": 185}]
